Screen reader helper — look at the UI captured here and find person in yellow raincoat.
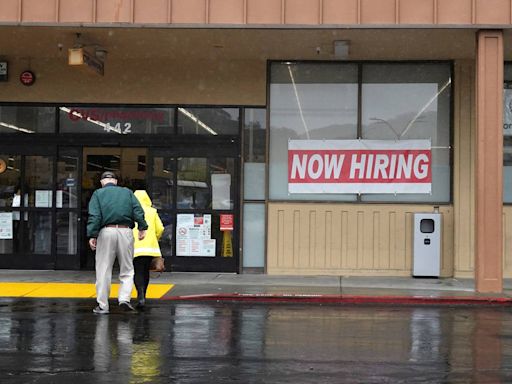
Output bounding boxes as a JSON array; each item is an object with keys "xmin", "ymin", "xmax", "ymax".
[{"xmin": 132, "ymin": 190, "xmax": 165, "ymax": 309}]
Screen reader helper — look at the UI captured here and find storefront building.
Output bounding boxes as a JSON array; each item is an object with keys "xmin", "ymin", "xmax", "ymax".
[{"xmin": 0, "ymin": 0, "xmax": 509, "ymax": 292}]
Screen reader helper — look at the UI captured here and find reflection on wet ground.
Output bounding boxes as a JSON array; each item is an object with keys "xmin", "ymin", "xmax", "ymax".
[{"xmin": 0, "ymin": 299, "xmax": 512, "ymax": 383}]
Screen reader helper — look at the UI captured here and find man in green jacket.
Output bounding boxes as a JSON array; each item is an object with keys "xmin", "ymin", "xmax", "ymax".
[{"xmin": 87, "ymin": 171, "xmax": 148, "ymax": 314}]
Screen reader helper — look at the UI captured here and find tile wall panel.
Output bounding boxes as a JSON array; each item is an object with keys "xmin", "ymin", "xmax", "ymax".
[
  {"xmin": 436, "ymin": 0, "xmax": 472, "ymax": 24},
  {"xmin": 59, "ymin": 0, "xmax": 95, "ymax": 22},
  {"xmin": 246, "ymin": 0, "xmax": 281, "ymax": 24},
  {"xmin": 134, "ymin": 0, "xmax": 168, "ymax": 23},
  {"xmin": 22, "ymin": 0, "xmax": 57, "ymax": 22},
  {"xmin": 475, "ymin": 0, "xmax": 510, "ymax": 24},
  {"xmin": 322, "ymin": 0, "xmax": 358, "ymax": 24},
  {"xmin": 399, "ymin": 0, "xmax": 434, "ymax": 24},
  {"xmin": 284, "ymin": 0, "xmax": 320, "ymax": 24},
  {"xmin": 0, "ymin": 0, "xmax": 20, "ymax": 22},
  {"xmin": 209, "ymin": 0, "xmax": 244, "ymax": 24},
  {"xmin": 96, "ymin": 0, "xmax": 132, "ymax": 22},
  {"xmin": 360, "ymin": 0, "xmax": 396, "ymax": 24},
  {"xmin": 171, "ymin": 0, "xmax": 206, "ymax": 23}
]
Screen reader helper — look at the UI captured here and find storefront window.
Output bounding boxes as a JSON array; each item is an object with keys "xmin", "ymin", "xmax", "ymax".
[
  {"xmin": 56, "ymin": 212, "xmax": 77, "ymax": 255},
  {"xmin": 361, "ymin": 63, "xmax": 451, "ymax": 202},
  {"xmin": 57, "ymin": 150, "xmax": 79, "ymax": 209},
  {"xmin": 0, "ymin": 155, "xmax": 21, "ymax": 208},
  {"xmin": 177, "ymin": 107, "xmax": 239, "ymax": 135},
  {"xmin": 151, "ymin": 155, "xmax": 174, "ymax": 210},
  {"xmin": 504, "ymin": 64, "xmax": 512, "ymax": 203},
  {"xmin": 244, "ymin": 108, "xmax": 266, "ymax": 201},
  {"xmin": 26, "ymin": 212, "xmax": 52, "ymax": 254},
  {"xmin": 269, "ymin": 61, "xmax": 452, "ymax": 203},
  {"xmin": 25, "ymin": 156, "xmax": 54, "ymax": 208},
  {"xmin": 269, "ymin": 62, "xmax": 358, "ymax": 201},
  {"xmin": 0, "ymin": 106, "xmax": 55, "ymax": 133},
  {"xmin": 242, "ymin": 203, "xmax": 265, "ymax": 268},
  {"xmin": 59, "ymin": 106, "xmax": 175, "ymax": 134},
  {"xmin": 177, "ymin": 157, "xmax": 235, "ymax": 210}
]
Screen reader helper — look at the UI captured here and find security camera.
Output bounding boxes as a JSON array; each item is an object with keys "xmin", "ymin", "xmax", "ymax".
[
  {"xmin": 57, "ymin": 43, "xmax": 63, "ymax": 51},
  {"xmin": 316, "ymin": 46, "xmax": 321, "ymax": 55}
]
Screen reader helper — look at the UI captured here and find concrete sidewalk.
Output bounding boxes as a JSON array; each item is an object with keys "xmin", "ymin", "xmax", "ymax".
[{"xmin": 1, "ymin": 270, "xmax": 512, "ymax": 305}]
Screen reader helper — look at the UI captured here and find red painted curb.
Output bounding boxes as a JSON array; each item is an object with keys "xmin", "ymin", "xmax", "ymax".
[{"xmin": 162, "ymin": 293, "xmax": 512, "ymax": 305}]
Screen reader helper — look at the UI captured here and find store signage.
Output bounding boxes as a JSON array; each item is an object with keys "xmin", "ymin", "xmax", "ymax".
[
  {"xmin": 220, "ymin": 214, "xmax": 234, "ymax": 231},
  {"xmin": 0, "ymin": 212, "xmax": 13, "ymax": 239},
  {"xmin": 19, "ymin": 70, "xmax": 35, "ymax": 86},
  {"xmin": 288, "ymin": 139, "xmax": 432, "ymax": 194},
  {"xmin": 176, "ymin": 214, "xmax": 215, "ymax": 257}
]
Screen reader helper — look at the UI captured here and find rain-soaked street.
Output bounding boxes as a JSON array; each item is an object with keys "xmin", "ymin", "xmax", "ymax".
[{"xmin": 1, "ymin": 300, "xmax": 512, "ymax": 383}]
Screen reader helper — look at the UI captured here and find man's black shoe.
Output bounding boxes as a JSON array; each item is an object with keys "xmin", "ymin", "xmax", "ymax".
[{"xmin": 119, "ymin": 302, "xmax": 135, "ymax": 311}]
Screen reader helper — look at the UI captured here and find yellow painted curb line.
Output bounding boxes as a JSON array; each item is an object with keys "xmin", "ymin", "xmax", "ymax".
[{"xmin": 0, "ymin": 282, "xmax": 174, "ymax": 299}]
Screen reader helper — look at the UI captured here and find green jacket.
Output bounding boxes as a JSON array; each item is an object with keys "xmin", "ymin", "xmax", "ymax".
[{"xmin": 87, "ymin": 183, "xmax": 148, "ymax": 238}]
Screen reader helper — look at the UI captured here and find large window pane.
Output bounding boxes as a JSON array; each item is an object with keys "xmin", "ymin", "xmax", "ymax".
[
  {"xmin": 56, "ymin": 212, "xmax": 77, "ymax": 255},
  {"xmin": 177, "ymin": 158, "xmax": 236, "ymax": 210},
  {"xmin": 0, "ymin": 155, "xmax": 21, "ymax": 208},
  {"xmin": 242, "ymin": 203, "xmax": 265, "ymax": 268},
  {"xmin": 244, "ymin": 108, "xmax": 266, "ymax": 201},
  {"xmin": 504, "ymin": 65, "xmax": 512, "ymax": 203},
  {"xmin": 25, "ymin": 156, "xmax": 54, "ymax": 208},
  {"xmin": 57, "ymin": 149, "xmax": 79, "ymax": 208},
  {"xmin": 26, "ymin": 212, "xmax": 52, "ymax": 254},
  {"xmin": 0, "ymin": 212, "xmax": 21, "ymax": 254},
  {"xmin": 0, "ymin": 106, "xmax": 55, "ymax": 133},
  {"xmin": 269, "ymin": 62, "xmax": 358, "ymax": 201},
  {"xmin": 361, "ymin": 63, "xmax": 451, "ymax": 202},
  {"xmin": 151, "ymin": 156, "xmax": 174, "ymax": 210},
  {"xmin": 59, "ymin": 106, "xmax": 175, "ymax": 134},
  {"xmin": 177, "ymin": 158, "xmax": 209, "ymax": 209},
  {"xmin": 177, "ymin": 108, "xmax": 239, "ymax": 135}
]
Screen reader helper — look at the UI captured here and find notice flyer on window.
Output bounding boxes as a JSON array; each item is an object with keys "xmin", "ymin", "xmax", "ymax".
[
  {"xmin": 35, "ymin": 190, "xmax": 52, "ymax": 207},
  {"xmin": 176, "ymin": 213, "xmax": 215, "ymax": 257},
  {"xmin": 0, "ymin": 212, "xmax": 13, "ymax": 239},
  {"xmin": 288, "ymin": 139, "xmax": 432, "ymax": 194}
]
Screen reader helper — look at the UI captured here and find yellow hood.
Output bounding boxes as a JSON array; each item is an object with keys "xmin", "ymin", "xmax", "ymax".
[{"xmin": 134, "ymin": 190, "xmax": 152, "ymax": 207}]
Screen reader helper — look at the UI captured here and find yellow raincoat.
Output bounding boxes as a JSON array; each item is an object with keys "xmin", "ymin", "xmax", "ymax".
[{"xmin": 133, "ymin": 190, "xmax": 164, "ymax": 258}]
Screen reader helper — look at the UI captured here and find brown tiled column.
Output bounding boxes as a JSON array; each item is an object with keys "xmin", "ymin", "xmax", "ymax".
[{"xmin": 475, "ymin": 30, "xmax": 503, "ymax": 293}]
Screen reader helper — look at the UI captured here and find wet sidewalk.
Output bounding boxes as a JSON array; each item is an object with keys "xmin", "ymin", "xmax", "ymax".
[{"xmin": 1, "ymin": 270, "xmax": 512, "ymax": 305}]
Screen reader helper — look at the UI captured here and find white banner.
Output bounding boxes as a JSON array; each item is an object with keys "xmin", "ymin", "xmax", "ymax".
[{"xmin": 288, "ymin": 139, "xmax": 432, "ymax": 194}]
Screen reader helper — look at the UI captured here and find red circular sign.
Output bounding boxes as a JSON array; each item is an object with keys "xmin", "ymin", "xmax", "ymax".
[{"xmin": 20, "ymin": 70, "xmax": 35, "ymax": 86}]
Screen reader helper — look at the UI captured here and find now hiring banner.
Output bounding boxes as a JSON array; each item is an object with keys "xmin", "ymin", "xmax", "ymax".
[{"xmin": 288, "ymin": 139, "xmax": 432, "ymax": 194}]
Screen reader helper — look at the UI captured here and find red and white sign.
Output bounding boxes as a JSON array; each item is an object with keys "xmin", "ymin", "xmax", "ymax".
[
  {"xmin": 220, "ymin": 214, "xmax": 234, "ymax": 231},
  {"xmin": 288, "ymin": 140, "xmax": 432, "ymax": 194}
]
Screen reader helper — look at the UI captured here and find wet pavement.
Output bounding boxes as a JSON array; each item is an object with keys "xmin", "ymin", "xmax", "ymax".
[{"xmin": 1, "ymin": 299, "xmax": 512, "ymax": 383}]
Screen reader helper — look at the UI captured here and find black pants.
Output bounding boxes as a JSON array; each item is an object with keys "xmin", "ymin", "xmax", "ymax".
[{"xmin": 133, "ymin": 256, "xmax": 153, "ymax": 299}]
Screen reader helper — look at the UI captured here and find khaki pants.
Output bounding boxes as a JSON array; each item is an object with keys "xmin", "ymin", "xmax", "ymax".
[{"xmin": 95, "ymin": 227, "xmax": 134, "ymax": 310}]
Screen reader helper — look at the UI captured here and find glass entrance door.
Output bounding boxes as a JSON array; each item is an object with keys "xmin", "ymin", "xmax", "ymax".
[
  {"xmin": 149, "ymin": 150, "xmax": 239, "ymax": 272},
  {"xmin": 80, "ymin": 147, "xmax": 147, "ymax": 269}
]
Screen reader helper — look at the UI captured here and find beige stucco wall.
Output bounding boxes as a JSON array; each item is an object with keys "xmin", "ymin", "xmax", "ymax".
[{"xmin": 0, "ymin": 56, "xmax": 267, "ymax": 105}]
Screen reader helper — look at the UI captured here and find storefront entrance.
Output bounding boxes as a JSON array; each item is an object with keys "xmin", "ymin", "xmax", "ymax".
[
  {"xmin": 0, "ymin": 144, "xmax": 240, "ymax": 272},
  {"xmin": 80, "ymin": 146, "xmax": 239, "ymax": 272},
  {"xmin": 0, "ymin": 104, "xmax": 243, "ymax": 272}
]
